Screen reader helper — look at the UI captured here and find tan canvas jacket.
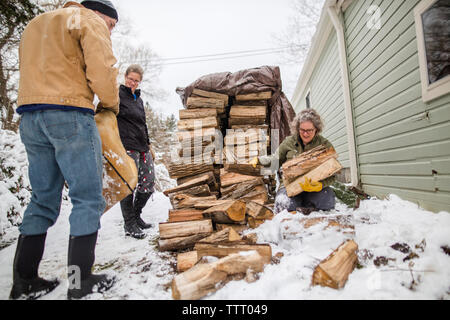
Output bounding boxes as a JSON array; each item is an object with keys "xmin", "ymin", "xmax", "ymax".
[{"xmin": 17, "ymin": 2, "xmax": 119, "ymax": 114}]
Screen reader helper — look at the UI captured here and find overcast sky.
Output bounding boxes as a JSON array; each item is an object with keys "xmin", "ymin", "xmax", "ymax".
[{"xmin": 115, "ymin": 0, "xmax": 313, "ymax": 117}]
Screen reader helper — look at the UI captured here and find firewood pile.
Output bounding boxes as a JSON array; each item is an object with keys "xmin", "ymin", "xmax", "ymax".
[
  {"xmin": 159, "ymin": 86, "xmax": 284, "ymax": 299},
  {"xmin": 162, "ymin": 87, "xmax": 279, "ymax": 236},
  {"xmin": 160, "ymin": 72, "xmax": 355, "ymax": 299}
]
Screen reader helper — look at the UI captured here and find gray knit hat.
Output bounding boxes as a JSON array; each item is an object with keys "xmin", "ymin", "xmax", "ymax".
[{"xmin": 81, "ymin": 0, "xmax": 118, "ymax": 21}]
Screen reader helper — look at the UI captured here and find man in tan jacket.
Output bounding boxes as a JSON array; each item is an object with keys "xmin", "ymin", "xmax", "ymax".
[{"xmin": 11, "ymin": 0, "xmax": 119, "ymax": 300}]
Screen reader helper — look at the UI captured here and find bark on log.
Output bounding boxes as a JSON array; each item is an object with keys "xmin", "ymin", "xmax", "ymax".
[
  {"xmin": 230, "ymin": 124, "xmax": 269, "ymax": 132},
  {"xmin": 176, "ymin": 171, "xmax": 217, "ymax": 187},
  {"xmin": 246, "ymin": 201, "xmax": 274, "ymax": 220},
  {"xmin": 186, "ymin": 97, "xmax": 225, "ymax": 111},
  {"xmin": 198, "ymin": 227, "xmax": 242, "ymax": 244},
  {"xmin": 193, "ymin": 200, "xmax": 234, "ymax": 210},
  {"xmin": 220, "ymin": 169, "xmax": 262, "ymax": 188},
  {"xmin": 223, "ymin": 163, "xmax": 272, "ymax": 177},
  {"xmin": 169, "ymin": 194, "xmax": 217, "ymax": 210},
  {"xmin": 168, "ymin": 209, "xmax": 206, "ymax": 223},
  {"xmin": 169, "ymin": 184, "xmax": 211, "ymax": 197},
  {"xmin": 159, "ymin": 234, "xmax": 211, "ymax": 252},
  {"xmin": 220, "ymin": 178, "xmax": 264, "ymax": 199},
  {"xmin": 163, "ymin": 173, "xmax": 213, "ymax": 196},
  {"xmin": 235, "ymin": 91, "xmax": 272, "ymax": 101},
  {"xmin": 285, "ymin": 158, "xmax": 343, "ymax": 197},
  {"xmin": 179, "ymin": 108, "xmax": 217, "ymax": 120},
  {"xmin": 176, "ymin": 127, "xmax": 218, "ymax": 144},
  {"xmin": 159, "ymin": 219, "xmax": 214, "ymax": 240},
  {"xmin": 194, "ymin": 243, "xmax": 272, "ymax": 263},
  {"xmin": 228, "ymin": 117, "xmax": 266, "ymax": 126},
  {"xmin": 177, "ymin": 116, "xmax": 218, "ymax": 131},
  {"xmin": 224, "ymin": 129, "xmax": 269, "ymax": 146},
  {"xmin": 191, "ymin": 89, "xmax": 229, "ymax": 105},
  {"xmin": 312, "ymin": 240, "xmax": 358, "ymax": 289},
  {"xmin": 224, "ymin": 142, "xmax": 267, "ymax": 164},
  {"xmin": 282, "ymin": 146, "xmax": 338, "ymax": 184},
  {"xmin": 202, "ymin": 200, "xmax": 246, "ymax": 224},
  {"xmin": 167, "ymin": 162, "xmax": 213, "ymax": 179},
  {"xmin": 229, "ymin": 106, "xmax": 267, "ymax": 119},
  {"xmin": 171, "ymin": 251, "xmax": 267, "ymax": 300}
]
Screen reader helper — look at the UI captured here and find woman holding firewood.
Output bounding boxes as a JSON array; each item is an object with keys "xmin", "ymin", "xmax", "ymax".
[{"xmin": 249, "ymin": 108, "xmax": 336, "ymax": 214}]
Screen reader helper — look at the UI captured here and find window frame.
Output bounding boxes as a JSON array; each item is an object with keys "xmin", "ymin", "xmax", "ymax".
[{"xmin": 414, "ymin": 0, "xmax": 450, "ymax": 102}]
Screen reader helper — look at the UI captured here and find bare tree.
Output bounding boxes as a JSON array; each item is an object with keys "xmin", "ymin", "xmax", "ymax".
[
  {"xmin": 0, "ymin": 0, "xmax": 42, "ymax": 131},
  {"xmin": 273, "ymin": 0, "xmax": 325, "ymax": 65},
  {"xmin": 112, "ymin": 11, "xmax": 167, "ymax": 102}
]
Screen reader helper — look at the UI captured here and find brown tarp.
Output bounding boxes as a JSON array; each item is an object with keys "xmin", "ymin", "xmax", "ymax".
[{"xmin": 176, "ymin": 65, "xmax": 296, "ymax": 143}]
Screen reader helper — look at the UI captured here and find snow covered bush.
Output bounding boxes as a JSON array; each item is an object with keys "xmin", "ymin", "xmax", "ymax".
[{"xmin": 0, "ymin": 130, "xmax": 31, "ymax": 235}]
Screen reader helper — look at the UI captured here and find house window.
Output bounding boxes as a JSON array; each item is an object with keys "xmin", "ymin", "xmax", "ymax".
[{"xmin": 414, "ymin": 0, "xmax": 450, "ymax": 102}]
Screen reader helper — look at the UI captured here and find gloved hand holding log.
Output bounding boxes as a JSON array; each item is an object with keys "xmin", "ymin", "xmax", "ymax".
[{"xmin": 281, "ymin": 145, "xmax": 342, "ymax": 197}]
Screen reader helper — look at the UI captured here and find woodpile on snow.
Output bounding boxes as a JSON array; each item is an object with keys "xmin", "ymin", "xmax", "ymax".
[{"xmin": 160, "ymin": 73, "xmax": 354, "ymax": 299}]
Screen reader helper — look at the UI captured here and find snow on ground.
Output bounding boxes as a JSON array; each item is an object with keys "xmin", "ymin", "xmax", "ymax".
[
  {"xmin": 0, "ymin": 129, "xmax": 449, "ymax": 300},
  {"xmin": 0, "ymin": 192, "xmax": 449, "ymax": 300}
]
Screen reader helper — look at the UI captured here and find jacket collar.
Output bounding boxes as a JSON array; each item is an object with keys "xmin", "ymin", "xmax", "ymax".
[
  {"xmin": 64, "ymin": 1, "xmax": 84, "ymax": 9},
  {"xmin": 120, "ymin": 84, "xmax": 141, "ymax": 98}
]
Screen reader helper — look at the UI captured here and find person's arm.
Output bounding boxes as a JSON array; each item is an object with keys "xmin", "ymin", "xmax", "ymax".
[
  {"xmin": 256, "ymin": 136, "xmax": 293, "ymax": 168},
  {"xmin": 80, "ymin": 14, "xmax": 119, "ymax": 114}
]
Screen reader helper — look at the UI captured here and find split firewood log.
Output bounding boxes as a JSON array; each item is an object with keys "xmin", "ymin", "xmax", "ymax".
[
  {"xmin": 282, "ymin": 146, "xmax": 338, "ymax": 184},
  {"xmin": 158, "ymin": 219, "xmax": 213, "ymax": 251},
  {"xmin": 202, "ymin": 200, "xmax": 246, "ymax": 224},
  {"xmin": 176, "ymin": 251, "xmax": 200, "ymax": 273},
  {"xmin": 168, "ymin": 209, "xmax": 206, "ymax": 223},
  {"xmin": 194, "ymin": 243, "xmax": 272, "ymax": 263},
  {"xmin": 169, "ymin": 193, "xmax": 217, "ymax": 210},
  {"xmin": 284, "ymin": 158, "xmax": 343, "ymax": 197},
  {"xmin": 172, "ymin": 251, "xmax": 268, "ymax": 300},
  {"xmin": 312, "ymin": 240, "xmax": 358, "ymax": 289}
]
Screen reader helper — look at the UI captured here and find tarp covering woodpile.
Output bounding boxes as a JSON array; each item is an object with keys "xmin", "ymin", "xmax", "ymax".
[{"xmin": 176, "ymin": 65, "xmax": 296, "ymax": 143}]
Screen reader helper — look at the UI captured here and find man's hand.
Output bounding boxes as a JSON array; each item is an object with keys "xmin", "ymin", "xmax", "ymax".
[
  {"xmin": 300, "ymin": 177, "xmax": 322, "ymax": 192},
  {"xmin": 249, "ymin": 157, "xmax": 259, "ymax": 168}
]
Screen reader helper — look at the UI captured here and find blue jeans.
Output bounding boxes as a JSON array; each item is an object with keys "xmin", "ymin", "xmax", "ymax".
[{"xmin": 19, "ymin": 110, "xmax": 105, "ymax": 236}]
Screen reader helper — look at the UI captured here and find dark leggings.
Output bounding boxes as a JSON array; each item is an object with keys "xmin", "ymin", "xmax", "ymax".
[{"xmin": 274, "ymin": 186, "xmax": 335, "ymax": 213}]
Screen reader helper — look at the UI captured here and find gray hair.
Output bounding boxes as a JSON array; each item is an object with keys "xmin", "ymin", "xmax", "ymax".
[
  {"xmin": 125, "ymin": 64, "xmax": 144, "ymax": 81},
  {"xmin": 290, "ymin": 108, "xmax": 324, "ymax": 135}
]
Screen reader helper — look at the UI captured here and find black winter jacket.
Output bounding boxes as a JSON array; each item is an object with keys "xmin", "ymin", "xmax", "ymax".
[{"xmin": 117, "ymin": 85, "xmax": 150, "ymax": 152}]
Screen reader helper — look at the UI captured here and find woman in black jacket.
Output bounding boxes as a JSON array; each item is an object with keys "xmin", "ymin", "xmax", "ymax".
[{"xmin": 117, "ymin": 64, "xmax": 155, "ymax": 239}]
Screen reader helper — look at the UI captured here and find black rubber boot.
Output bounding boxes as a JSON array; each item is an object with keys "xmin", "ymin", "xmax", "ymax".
[
  {"xmin": 121, "ymin": 194, "xmax": 146, "ymax": 239},
  {"xmin": 9, "ymin": 234, "xmax": 59, "ymax": 300},
  {"xmin": 67, "ymin": 232, "xmax": 115, "ymax": 299},
  {"xmin": 134, "ymin": 191, "xmax": 152, "ymax": 229}
]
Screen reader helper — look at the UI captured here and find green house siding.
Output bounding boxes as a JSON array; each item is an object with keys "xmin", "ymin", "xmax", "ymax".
[
  {"xmin": 295, "ymin": 31, "xmax": 350, "ymax": 170},
  {"xmin": 344, "ymin": 0, "xmax": 450, "ymax": 212}
]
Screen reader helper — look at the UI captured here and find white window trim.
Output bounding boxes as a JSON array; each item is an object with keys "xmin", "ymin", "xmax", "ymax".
[{"xmin": 414, "ymin": 0, "xmax": 450, "ymax": 102}]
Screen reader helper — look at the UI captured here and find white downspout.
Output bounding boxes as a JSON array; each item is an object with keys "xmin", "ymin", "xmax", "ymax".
[{"xmin": 327, "ymin": 1, "xmax": 359, "ymax": 187}]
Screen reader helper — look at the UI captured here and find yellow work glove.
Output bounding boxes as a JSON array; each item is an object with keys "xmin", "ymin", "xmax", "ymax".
[
  {"xmin": 300, "ymin": 177, "xmax": 322, "ymax": 192},
  {"xmin": 249, "ymin": 157, "xmax": 259, "ymax": 168}
]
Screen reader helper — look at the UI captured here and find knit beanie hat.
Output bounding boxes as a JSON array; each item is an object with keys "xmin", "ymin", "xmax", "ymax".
[{"xmin": 81, "ymin": 0, "xmax": 118, "ymax": 21}]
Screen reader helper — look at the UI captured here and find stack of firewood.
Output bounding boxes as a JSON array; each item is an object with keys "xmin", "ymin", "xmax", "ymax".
[
  {"xmin": 281, "ymin": 145, "xmax": 343, "ymax": 197},
  {"xmin": 221, "ymin": 91, "xmax": 277, "ymax": 204},
  {"xmin": 157, "ymin": 195, "xmax": 274, "ymax": 300}
]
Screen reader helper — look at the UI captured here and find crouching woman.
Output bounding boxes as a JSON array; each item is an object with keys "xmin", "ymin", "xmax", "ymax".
[{"xmin": 250, "ymin": 108, "xmax": 336, "ymax": 214}]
